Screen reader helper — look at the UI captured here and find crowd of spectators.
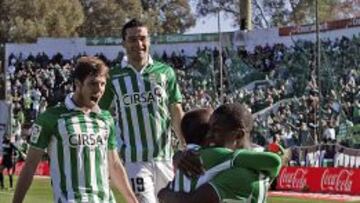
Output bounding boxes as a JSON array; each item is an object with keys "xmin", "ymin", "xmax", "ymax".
[{"xmin": 4, "ymin": 35, "xmax": 360, "ymax": 159}]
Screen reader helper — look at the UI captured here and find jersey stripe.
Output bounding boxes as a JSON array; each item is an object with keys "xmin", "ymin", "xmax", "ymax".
[
  {"xmin": 53, "ymin": 121, "xmax": 67, "ymax": 201},
  {"xmin": 84, "ymin": 116, "xmax": 100, "ymax": 203},
  {"xmin": 124, "ymin": 76, "xmax": 143, "ymax": 161},
  {"xmin": 92, "ymin": 116, "xmax": 105, "ymax": 201},
  {"xmin": 119, "ymin": 76, "xmax": 137, "ymax": 162},
  {"xmin": 128, "ymin": 74, "xmax": 149, "ymax": 161},
  {"xmin": 136, "ymin": 74, "xmax": 154, "ymax": 161},
  {"xmin": 196, "ymin": 160, "xmax": 232, "ymax": 189},
  {"xmin": 144, "ymin": 77, "xmax": 159, "ymax": 158},
  {"xmin": 95, "ymin": 116, "xmax": 113, "ymax": 202},
  {"xmin": 59, "ymin": 118, "xmax": 75, "ymax": 201},
  {"xmin": 112, "ymin": 78, "xmax": 132, "ymax": 162},
  {"xmin": 68, "ymin": 116, "xmax": 85, "ymax": 202},
  {"xmin": 78, "ymin": 115, "xmax": 94, "ymax": 203},
  {"xmin": 64, "ymin": 116, "xmax": 81, "ymax": 201},
  {"xmin": 149, "ymin": 81, "xmax": 167, "ymax": 159},
  {"xmin": 49, "ymin": 137, "xmax": 64, "ymax": 202}
]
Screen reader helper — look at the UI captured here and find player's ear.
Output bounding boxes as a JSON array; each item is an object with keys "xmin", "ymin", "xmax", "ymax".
[
  {"xmin": 74, "ymin": 79, "xmax": 82, "ymax": 90},
  {"xmin": 236, "ymin": 129, "xmax": 246, "ymax": 139}
]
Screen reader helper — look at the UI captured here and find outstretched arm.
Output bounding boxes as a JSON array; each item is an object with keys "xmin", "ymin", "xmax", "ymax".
[
  {"xmin": 233, "ymin": 150, "xmax": 282, "ymax": 178},
  {"xmin": 170, "ymin": 103, "xmax": 186, "ymax": 147},
  {"xmin": 12, "ymin": 147, "xmax": 44, "ymax": 203},
  {"xmin": 108, "ymin": 150, "xmax": 138, "ymax": 203}
]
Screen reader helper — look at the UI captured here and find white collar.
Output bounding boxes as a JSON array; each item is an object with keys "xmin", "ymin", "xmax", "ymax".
[
  {"xmin": 64, "ymin": 93, "xmax": 101, "ymax": 114},
  {"xmin": 123, "ymin": 56, "xmax": 154, "ymax": 74}
]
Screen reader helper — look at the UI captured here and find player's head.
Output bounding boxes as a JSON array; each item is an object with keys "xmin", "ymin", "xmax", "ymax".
[
  {"xmin": 209, "ymin": 103, "xmax": 253, "ymax": 150},
  {"xmin": 181, "ymin": 107, "xmax": 214, "ymax": 146},
  {"xmin": 121, "ymin": 18, "xmax": 150, "ymax": 66},
  {"xmin": 72, "ymin": 56, "xmax": 108, "ymax": 109}
]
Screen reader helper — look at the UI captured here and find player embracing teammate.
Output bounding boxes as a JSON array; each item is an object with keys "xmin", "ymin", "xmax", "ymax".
[{"xmin": 159, "ymin": 103, "xmax": 282, "ymax": 203}]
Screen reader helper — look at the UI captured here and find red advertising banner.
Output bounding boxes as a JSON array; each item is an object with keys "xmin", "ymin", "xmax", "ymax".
[
  {"xmin": 0, "ymin": 157, "xmax": 50, "ymax": 176},
  {"xmin": 276, "ymin": 167, "xmax": 360, "ymax": 195},
  {"xmin": 279, "ymin": 17, "xmax": 360, "ymax": 36}
]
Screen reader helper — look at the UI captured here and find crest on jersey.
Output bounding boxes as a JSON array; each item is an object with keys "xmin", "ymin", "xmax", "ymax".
[
  {"xmin": 30, "ymin": 124, "xmax": 42, "ymax": 144},
  {"xmin": 148, "ymin": 73, "xmax": 167, "ymax": 87}
]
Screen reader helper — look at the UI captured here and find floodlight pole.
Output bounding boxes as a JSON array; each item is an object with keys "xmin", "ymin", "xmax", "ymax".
[
  {"xmin": 218, "ymin": 7, "xmax": 224, "ymax": 104},
  {"xmin": 315, "ymin": 0, "xmax": 321, "ymax": 143}
]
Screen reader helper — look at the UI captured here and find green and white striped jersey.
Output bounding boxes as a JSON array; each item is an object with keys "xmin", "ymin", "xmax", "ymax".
[
  {"xmin": 30, "ymin": 94, "xmax": 117, "ymax": 203},
  {"xmin": 99, "ymin": 57, "xmax": 182, "ymax": 162},
  {"xmin": 209, "ymin": 168, "xmax": 270, "ymax": 203},
  {"xmin": 170, "ymin": 146, "xmax": 234, "ymax": 193},
  {"xmin": 170, "ymin": 146, "xmax": 281, "ymax": 196}
]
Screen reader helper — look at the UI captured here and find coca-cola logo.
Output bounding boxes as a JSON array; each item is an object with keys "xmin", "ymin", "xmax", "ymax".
[
  {"xmin": 321, "ymin": 169, "xmax": 353, "ymax": 192},
  {"xmin": 279, "ymin": 168, "xmax": 308, "ymax": 189}
]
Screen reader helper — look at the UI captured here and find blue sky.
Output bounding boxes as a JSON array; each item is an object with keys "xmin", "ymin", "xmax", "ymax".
[{"xmin": 184, "ymin": 2, "xmax": 239, "ymax": 34}]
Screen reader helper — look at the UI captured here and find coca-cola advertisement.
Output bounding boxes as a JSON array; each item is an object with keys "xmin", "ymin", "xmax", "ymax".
[{"xmin": 276, "ymin": 167, "xmax": 360, "ymax": 195}]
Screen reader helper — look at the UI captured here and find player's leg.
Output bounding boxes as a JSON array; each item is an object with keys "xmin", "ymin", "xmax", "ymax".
[
  {"xmin": 0, "ymin": 165, "xmax": 4, "ymax": 189},
  {"xmin": 124, "ymin": 161, "xmax": 156, "ymax": 203},
  {"xmin": 7, "ymin": 166, "xmax": 13, "ymax": 189},
  {"xmin": 154, "ymin": 161, "xmax": 174, "ymax": 203},
  {"xmin": 3, "ymin": 157, "xmax": 14, "ymax": 189}
]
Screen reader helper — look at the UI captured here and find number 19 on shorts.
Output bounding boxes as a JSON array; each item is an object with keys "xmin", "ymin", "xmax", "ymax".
[{"xmin": 130, "ymin": 177, "xmax": 145, "ymax": 192}]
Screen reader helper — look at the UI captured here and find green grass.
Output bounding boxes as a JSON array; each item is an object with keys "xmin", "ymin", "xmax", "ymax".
[
  {"xmin": 0, "ymin": 176, "xmax": 126, "ymax": 203},
  {"xmin": 1, "ymin": 177, "xmax": 359, "ymax": 203},
  {"xmin": 268, "ymin": 197, "xmax": 358, "ymax": 203}
]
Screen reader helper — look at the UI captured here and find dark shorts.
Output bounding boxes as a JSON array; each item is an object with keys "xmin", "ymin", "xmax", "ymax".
[{"xmin": 0, "ymin": 156, "xmax": 13, "ymax": 169}]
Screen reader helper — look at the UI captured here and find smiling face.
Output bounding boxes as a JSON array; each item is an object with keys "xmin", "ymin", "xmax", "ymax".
[
  {"xmin": 123, "ymin": 26, "xmax": 150, "ymax": 69},
  {"xmin": 74, "ymin": 73, "xmax": 107, "ymax": 110}
]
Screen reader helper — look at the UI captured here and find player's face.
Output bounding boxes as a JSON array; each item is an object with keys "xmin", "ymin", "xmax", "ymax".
[
  {"xmin": 214, "ymin": 131, "xmax": 240, "ymax": 150},
  {"xmin": 123, "ymin": 26, "xmax": 150, "ymax": 63},
  {"xmin": 75, "ymin": 74, "xmax": 107, "ymax": 109}
]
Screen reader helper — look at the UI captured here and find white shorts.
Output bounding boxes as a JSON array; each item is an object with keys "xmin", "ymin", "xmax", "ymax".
[{"xmin": 124, "ymin": 160, "xmax": 174, "ymax": 203}]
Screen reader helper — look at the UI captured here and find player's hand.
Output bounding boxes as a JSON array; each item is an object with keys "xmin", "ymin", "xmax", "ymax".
[
  {"xmin": 157, "ymin": 187, "xmax": 166, "ymax": 203},
  {"xmin": 173, "ymin": 150, "xmax": 204, "ymax": 178}
]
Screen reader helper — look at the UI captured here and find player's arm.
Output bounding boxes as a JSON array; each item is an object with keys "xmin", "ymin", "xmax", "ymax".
[
  {"xmin": 173, "ymin": 149, "xmax": 205, "ymax": 177},
  {"xmin": 12, "ymin": 147, "xmax": 44, "ymax": 203},
  {"xmin": 106, "ymin": 113, "xmax": 138, "ymax": 203},
  {"xmin": 12, "ymin": 111, "xmax": 53, "ymax": 203},
  {"xmin": 167, "ymin": 66, "xmax": 186, "ymax": 147},
  {"xmin": 11, "ymin": 143, "xmax": 27, "ymax": 160},
  {"xmin": 278, "ymin": 144, "xmax": 285, "ymax": 155},
  {"xmin": 233, "ymin": 150, "xmax": 282, "ymax": 178},
  {"xmin": 108, "ymin": 149, "xmax": 138, "ymax": 203},
  {"xmin": 158, "ymin": 183, "xmax": 219, "ymax": 203},
  {"xmin": 170, "ymin": 103, "xmax": 185, "ymax": 147}
]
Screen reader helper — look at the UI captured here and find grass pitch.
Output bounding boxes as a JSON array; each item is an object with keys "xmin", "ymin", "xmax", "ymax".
[
  {"xmin": 1, "ymin": 176, "xmax": 358, "ymax": 203},
  {"xmin": 0, "ymin": 176, "xmax": 126, "ymax": 203}
]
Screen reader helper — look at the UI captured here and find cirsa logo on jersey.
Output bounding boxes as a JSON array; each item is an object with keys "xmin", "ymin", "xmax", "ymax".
[
  {"xmin": 121, "ymin": 86, "xmax": 164, "ymax": 106},
  {"xmin": 30, "ymin": 124, "xmax": 42, "ymax": 144},
  {"xmin": 68, "ymin": 133, "xmax": 107, "ymax": 149}
]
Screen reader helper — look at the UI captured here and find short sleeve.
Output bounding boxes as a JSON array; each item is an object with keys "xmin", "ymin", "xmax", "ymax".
[
  {"xmin": 107, "ymin": 114, "xmax": 117, "ymax": 150},
  {"xmin": 30, "ymin": 112, "xmax": 54, "ymax": 150},
  {"xmin": 166, "ymin": 67, "xmax": 182, "ymax": 104}
]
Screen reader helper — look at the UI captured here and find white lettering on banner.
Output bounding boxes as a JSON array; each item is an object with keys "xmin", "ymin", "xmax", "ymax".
[
  {"xmin": 352, "ymin": 18, "xmax": 360, "ymax": 26},
  {"xmin": 321, "ymin": 169, "xmax": 353, "ymax": 192},
  {"xmin": 279, "ymin": 168, "xmax": 308, "ymax": 189}
]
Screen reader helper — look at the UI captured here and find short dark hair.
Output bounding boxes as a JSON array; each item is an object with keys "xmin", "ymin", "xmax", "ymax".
[
  {"xmin": 210, "ymin": 103, "xmax": 253, "ymax": 134},
  {"xmin": 181, "ymin": 108, "xmax": 213, "ymax": 145},
  {"xmin": 121, "ymin": 18, "xmax": 147, "ymax": 41},
  {"xmin": 73, "ymin": 56, "xmax": 108, "ymax": 83}
]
